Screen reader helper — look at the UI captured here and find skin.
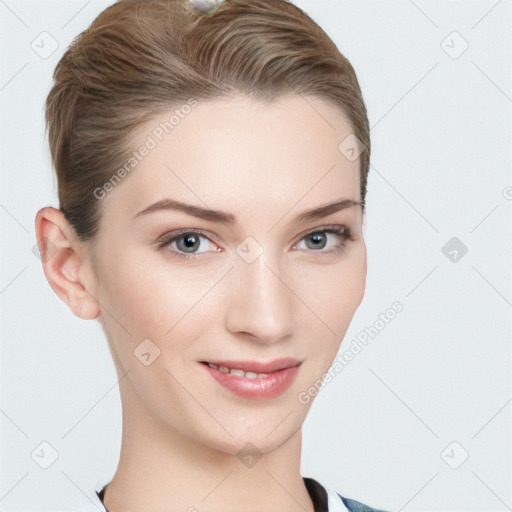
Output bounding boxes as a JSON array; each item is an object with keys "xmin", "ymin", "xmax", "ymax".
[{"xmin": 35, "ymin": 94, "xmax": 367, "ymax": 512}]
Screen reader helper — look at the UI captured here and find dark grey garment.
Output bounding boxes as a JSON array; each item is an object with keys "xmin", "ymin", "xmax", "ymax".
[{"xmin": 304, "ymin": 477, "xmax": 390, "ymax": 512}]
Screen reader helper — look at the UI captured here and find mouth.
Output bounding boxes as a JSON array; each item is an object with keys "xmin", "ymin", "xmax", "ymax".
[{"xmin": 198, "ymin": 358, "xmax": 302, "ymax": 399}]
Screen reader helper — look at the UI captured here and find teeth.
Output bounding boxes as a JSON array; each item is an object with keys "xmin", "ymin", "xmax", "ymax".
[{"xmin": 207, "ymin": 363, "xmax": 268, "ymax": 379}]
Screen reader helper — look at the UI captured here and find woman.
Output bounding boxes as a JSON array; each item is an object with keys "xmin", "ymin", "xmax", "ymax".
[{"xmin": 35, "ymin": 0, "xmax": 389, "ymax": 510}]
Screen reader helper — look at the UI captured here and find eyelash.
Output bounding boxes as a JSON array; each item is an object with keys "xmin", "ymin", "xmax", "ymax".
[{"xmin": 155, "ymin": 225, "xmax": 355, "ymax": 261}]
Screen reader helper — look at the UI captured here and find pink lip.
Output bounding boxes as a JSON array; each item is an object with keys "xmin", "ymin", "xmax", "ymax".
[{"xmin": 199, "ymin": 358, "xmax": 302, "ymax": 400}]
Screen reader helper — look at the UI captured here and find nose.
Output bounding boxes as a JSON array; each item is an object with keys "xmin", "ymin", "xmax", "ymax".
[{"xmin": 223, "ymin": 247, "xmax": 296, "ymax": 345}]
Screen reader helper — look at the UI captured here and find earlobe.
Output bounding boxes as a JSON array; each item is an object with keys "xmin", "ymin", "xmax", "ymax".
[{"xmin": 34, "ymin": 207, "xmax": 100, "ymax": 320}]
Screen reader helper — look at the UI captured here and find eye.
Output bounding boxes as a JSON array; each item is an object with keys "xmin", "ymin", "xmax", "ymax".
[
  {"xmin": 294, "ymin": 225, "xmax": 354, "ymax": 255},
  {"xmin": 156, "ymin": 229, "xmax": 219, "ymax": 260},
  {"xmin": 156, "ymin": 225, "xmax": 355, "ymax": 260}
]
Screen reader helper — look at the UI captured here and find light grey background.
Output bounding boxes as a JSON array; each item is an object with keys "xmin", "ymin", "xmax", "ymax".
[{"xmin": 1, "ymin": 1, "xmax": 511, "ymax": 511}]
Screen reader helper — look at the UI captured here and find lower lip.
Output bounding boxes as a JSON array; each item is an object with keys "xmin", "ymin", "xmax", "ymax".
[{"xmin": 201, "ymin": 363, "xmax": 301, "ymax": 400}]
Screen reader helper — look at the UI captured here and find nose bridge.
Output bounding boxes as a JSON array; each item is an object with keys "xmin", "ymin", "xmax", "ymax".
[{"xmin": 223, "ymin": 236, "xmax": 295, "ymax": 343}]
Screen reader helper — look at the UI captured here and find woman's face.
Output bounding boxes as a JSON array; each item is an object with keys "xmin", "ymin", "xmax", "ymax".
[{"xmin": 85, "ymin": 94, "xmax": 367, "ymax": 455}]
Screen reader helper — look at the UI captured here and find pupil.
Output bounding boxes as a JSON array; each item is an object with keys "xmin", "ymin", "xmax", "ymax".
[
  {"xmin": 180, "ymin": 235, "xmax": 199, "ymax": 252},
  {"xmin": 309, "ymin": 233, "xmax": 326, "ymax": 250}
]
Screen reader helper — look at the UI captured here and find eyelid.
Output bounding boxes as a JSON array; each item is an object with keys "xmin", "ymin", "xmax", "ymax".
[
  {"xmin": 294, "ymin": 223, "xmax": 349, "ymax": 241},
  {"xmin": 155, "ymin": 227, "xmax": 213, "ymax": 242}
]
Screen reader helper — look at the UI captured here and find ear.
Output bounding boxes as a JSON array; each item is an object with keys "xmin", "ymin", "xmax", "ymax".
[{"xmin": 34, "ymin": 206, "xmax": 100, "ymax": 320}]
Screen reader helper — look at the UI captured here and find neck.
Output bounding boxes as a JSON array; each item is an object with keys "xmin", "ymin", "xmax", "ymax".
[{"xmin": 102, "ymin": 387, "xmax": 315, "ymax": 512}]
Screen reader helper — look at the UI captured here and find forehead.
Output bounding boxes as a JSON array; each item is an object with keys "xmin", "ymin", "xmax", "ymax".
[{"xmin": 105, "ymin": 94, "xmax": 361, "ymax": 223}]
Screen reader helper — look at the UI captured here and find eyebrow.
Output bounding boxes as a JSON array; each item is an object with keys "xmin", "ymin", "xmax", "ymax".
[{"xmin": 133, "ymin": 197, "xmax": 361, "ymax": 225}]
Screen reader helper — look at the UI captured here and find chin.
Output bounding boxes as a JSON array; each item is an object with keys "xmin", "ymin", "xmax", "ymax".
[{"xmin": 195, "ymin": 416, "xmax": 302, "ymax": 458}]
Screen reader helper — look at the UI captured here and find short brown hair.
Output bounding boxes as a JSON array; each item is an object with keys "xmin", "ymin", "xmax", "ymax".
[{"xmin": 45, "ymin": 0, "xmax": 370, "ymax": 242}]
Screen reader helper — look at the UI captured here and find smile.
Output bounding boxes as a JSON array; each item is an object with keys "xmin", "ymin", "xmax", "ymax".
[{"xmin": 199, "ymin": 358, "xmax": 302, "ymax": 400}]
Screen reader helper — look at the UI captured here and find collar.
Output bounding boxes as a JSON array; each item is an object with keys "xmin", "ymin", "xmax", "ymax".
[{"xmin": 73, "ymin": 475, "xmax": 350, "ymax": 512}]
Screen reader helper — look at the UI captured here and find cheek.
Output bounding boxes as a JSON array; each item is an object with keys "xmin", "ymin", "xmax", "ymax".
[
  {"xmin": 97, "ymin": 252, "xmax": 217, "ymax": 357},
  {"xmin": 296, "ymin": 242, "xmax": 366, "ymax": 327},
  {"xmin": 294, "ymin": 243, "xmax": 366, "ymax": 371},
  {"xmin": 97, "ymin": 239, "xmax": 366, "ymax": 362}
]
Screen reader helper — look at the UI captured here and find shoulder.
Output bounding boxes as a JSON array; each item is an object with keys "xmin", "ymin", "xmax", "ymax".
[{"xmin": 335, "ymin": 491, "xmax": 391, "ymax": 512}]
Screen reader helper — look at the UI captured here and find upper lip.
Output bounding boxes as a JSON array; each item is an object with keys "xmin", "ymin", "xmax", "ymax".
[{"xmin": 200, "ymin": 357, "xmax": 302, "ymax": 374}]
